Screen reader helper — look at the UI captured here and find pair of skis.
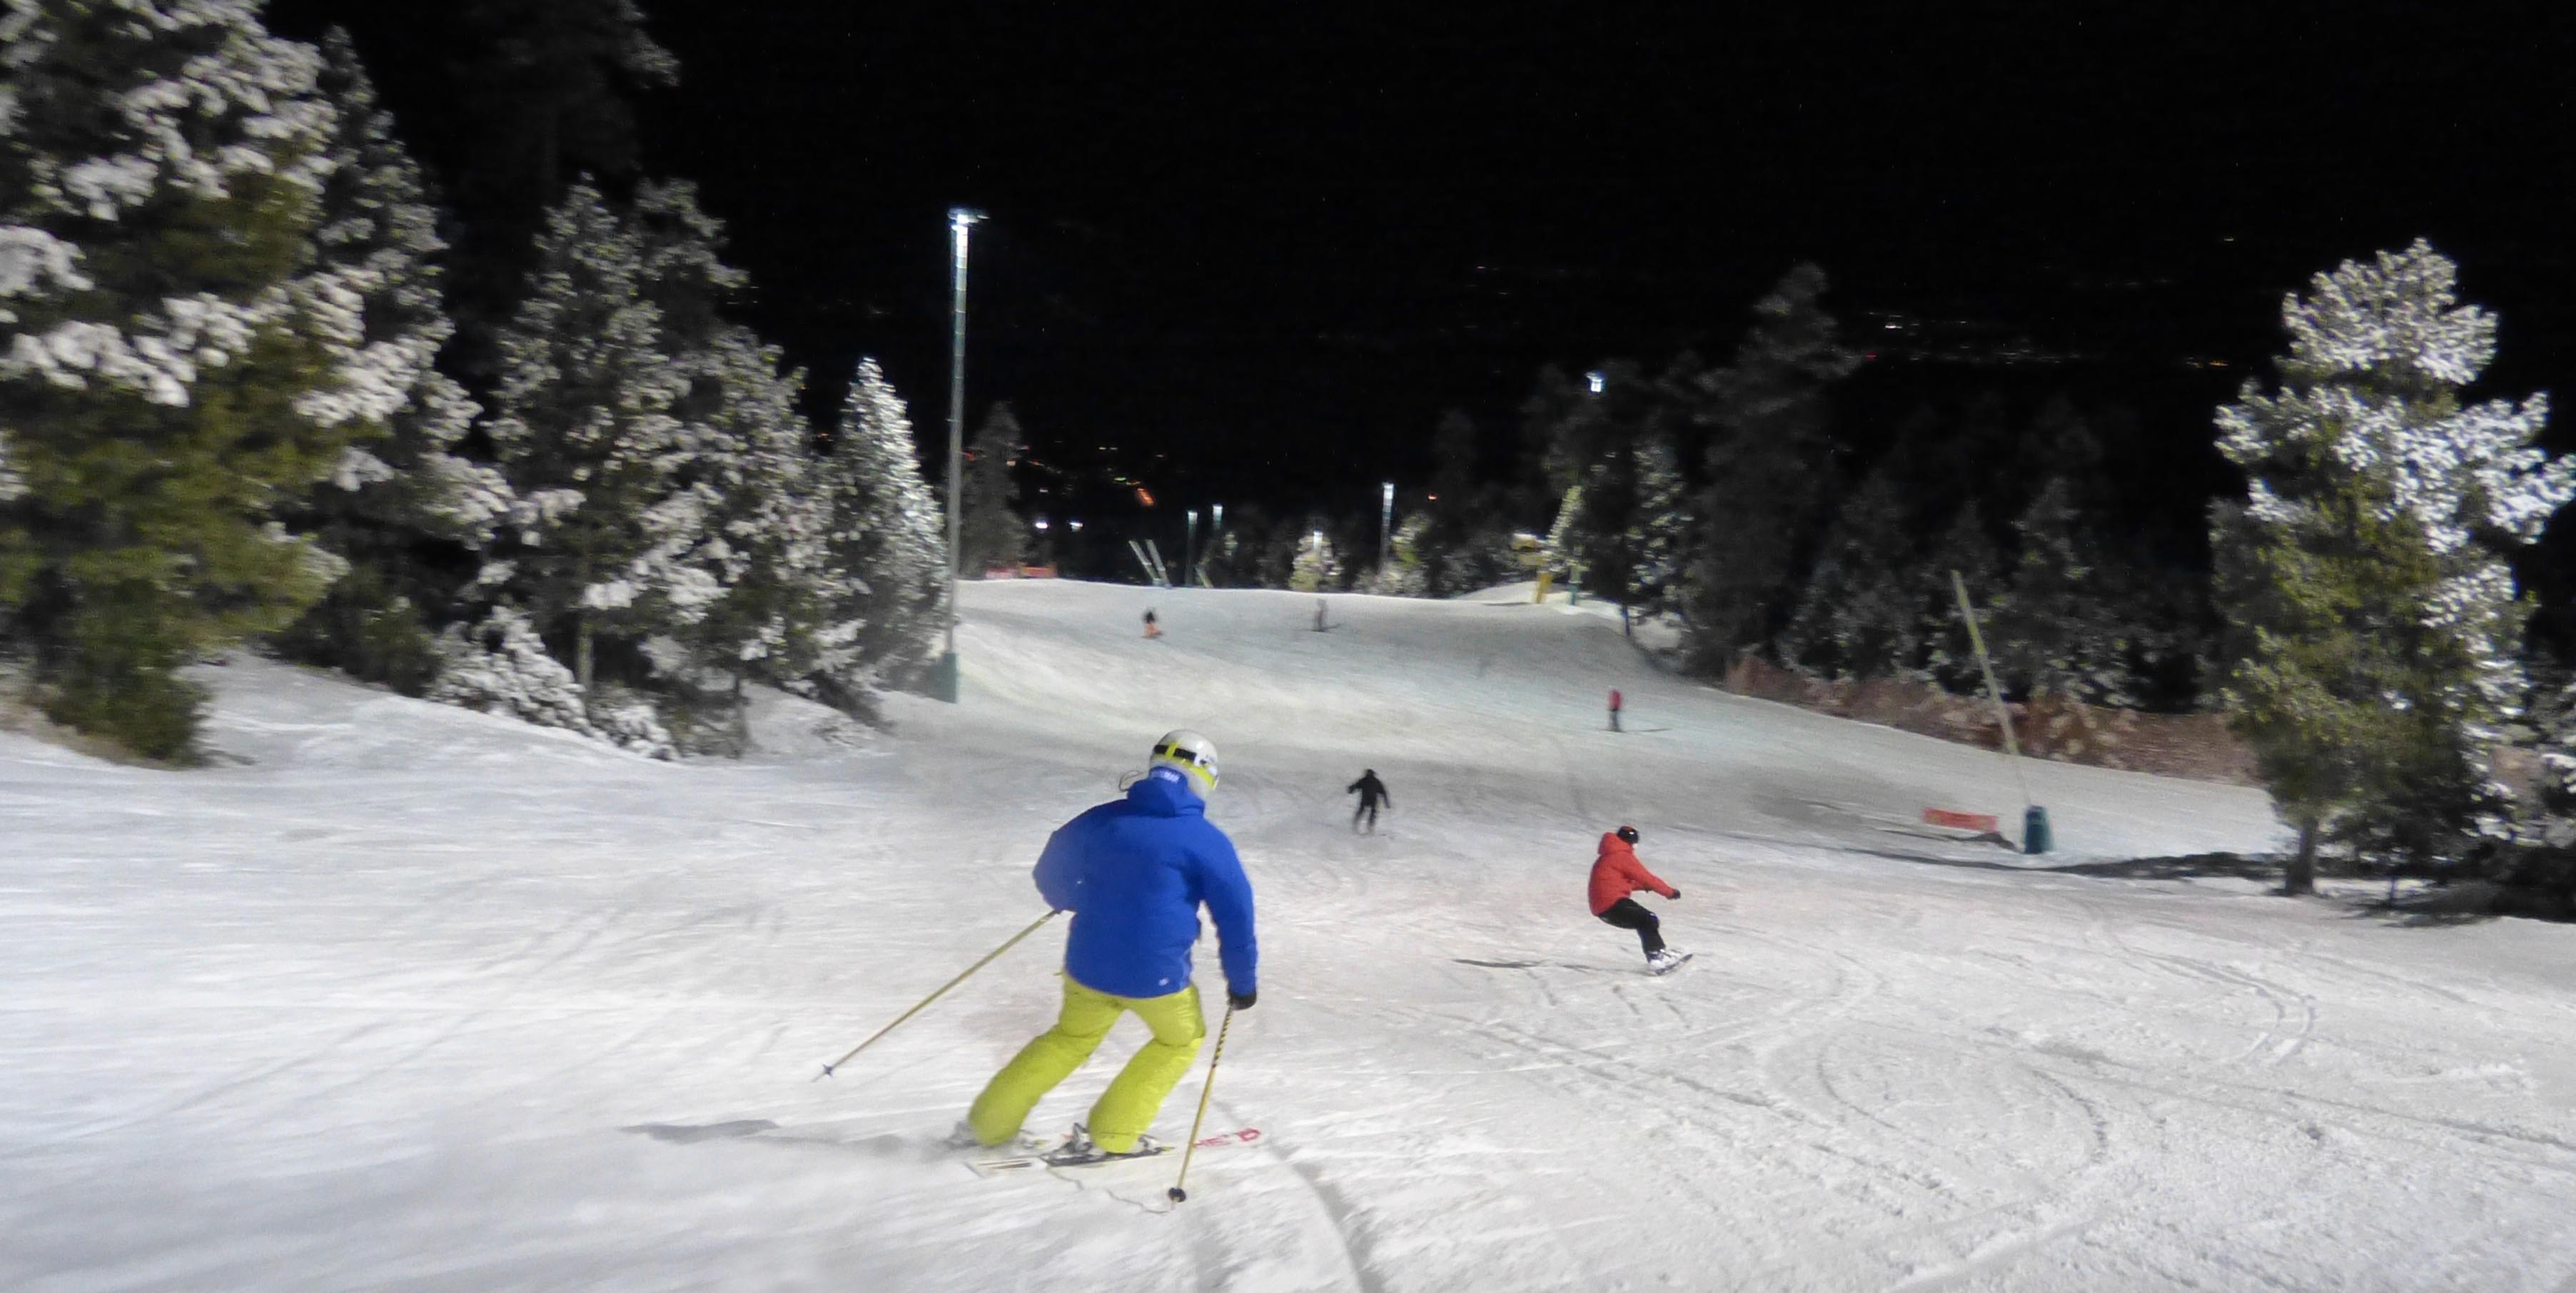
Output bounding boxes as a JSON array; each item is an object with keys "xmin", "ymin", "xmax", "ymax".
[{"xmin": 966, "ymin": 1126, "xmax": 1262, "ymax": 1177}]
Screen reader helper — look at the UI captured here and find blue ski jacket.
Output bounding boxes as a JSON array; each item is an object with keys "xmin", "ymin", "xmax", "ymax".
[{"xmin": 1034, "ymin": 766, "xmax": 1258, "ymax": 1000}]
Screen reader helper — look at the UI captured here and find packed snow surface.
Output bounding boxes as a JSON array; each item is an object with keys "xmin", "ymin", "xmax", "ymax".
[{"xmin": 7, "ymin": 581, "xmax": 2575, "ymax": 1292}]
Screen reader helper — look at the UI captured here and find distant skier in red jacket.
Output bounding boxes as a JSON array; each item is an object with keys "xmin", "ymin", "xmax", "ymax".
[
  {"xmin": 1589, "ymin": 826, "xmax": 1684, "ymax": 971},
  {"xmin": 1607, "ymin": 688, "xmax": 1622, "ymax": 732}
]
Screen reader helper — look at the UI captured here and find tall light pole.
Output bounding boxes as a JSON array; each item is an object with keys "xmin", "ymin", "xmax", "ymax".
[
  {"xmin": 1379, "ymin": 480, "xmax": 1395, "ymax": 576},
  {"xmin": 1186, "ymin": 508, "xmax": 1198, "ymax": 589},
  {"xmin": 934, "ymin": 207, "xmax": 983, "ymax": 704}
]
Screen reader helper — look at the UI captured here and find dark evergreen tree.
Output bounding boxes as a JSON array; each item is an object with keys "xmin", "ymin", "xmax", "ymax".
[
  {"xmin": 1780, "ymin": 469, "xmax": 1917, "ymax": 679},
  {"xmin": 959, "ymin": 404, "xmax": 1026, "ymax": 573},
  {"xmin": 1916, "ymin": 504, "xmax": 2006, "ymax": 694},
  {"xmin": 1990, "ymin": 476, "xmax": 2136, "ymax": 705},
  {"xmin": 1680, "ymin": 264, "xmax": 1861, "ymax": 670},
  {"xmin": 1416, "ymin": 410, "xmax": 1519, "ymax": 595},
  {"xmin": 445, "ymin": 0, "xmax": 677, "ymax": 371}
]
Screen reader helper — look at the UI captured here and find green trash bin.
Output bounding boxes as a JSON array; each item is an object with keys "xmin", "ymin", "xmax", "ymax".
[{"xmin": 2023, "ymin": 804, "xmax": 2053, "ymax": 856}]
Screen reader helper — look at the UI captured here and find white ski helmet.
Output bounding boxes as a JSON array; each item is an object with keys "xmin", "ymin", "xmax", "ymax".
[{"xmin": 1148, "ymin": 729, "xmax": 1220, "ymax": 798}]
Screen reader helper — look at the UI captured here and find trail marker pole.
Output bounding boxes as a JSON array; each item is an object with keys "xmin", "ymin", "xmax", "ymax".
[{"xmin": 1951, "ymin": 569, "xmax": 2048, "ymax": 852}]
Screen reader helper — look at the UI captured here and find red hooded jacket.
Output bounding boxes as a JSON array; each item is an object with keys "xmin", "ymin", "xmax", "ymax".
[{"xmin": 1587, "ymin": 832, "xmax": 1675, "ymax": 915}]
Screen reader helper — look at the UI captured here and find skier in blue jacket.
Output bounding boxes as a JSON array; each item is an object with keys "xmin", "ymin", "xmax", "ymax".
[{"xmin": 959, "ymin": 729, "xmax": 1259, "ymax": 1162}]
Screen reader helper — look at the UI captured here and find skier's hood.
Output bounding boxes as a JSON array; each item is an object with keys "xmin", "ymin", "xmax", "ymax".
[
  {"xmin": 1597, "ymin": 831, "xmax": 1634, "ymax": 858},
  {"xmin": 1126, "ymin": 766, "xmax": 1208, "ymax": 818}
]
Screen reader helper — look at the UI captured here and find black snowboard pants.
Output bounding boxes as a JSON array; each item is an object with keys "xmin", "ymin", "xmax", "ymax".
[
  {"xmin": 1596, "ymin": 898, "xmax": 1664, "ymax": 957},
  {"xmin": 1352, "ymin": 801, "xmax": 1380, "ymax": 832}
]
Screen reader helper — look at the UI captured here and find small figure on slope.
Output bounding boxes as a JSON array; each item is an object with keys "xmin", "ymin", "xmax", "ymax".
[
  {"xmin": 1589, "ymin": 825, "xmax": 1686, "ymax": 973},
  {"xmin": 955, "ymin": 730, "xmax": 1259, "ymax": 1163},
  {"xmin": 1346, "ymin": 769, "xmax": 1391, "ymax": 833},
  {"xmin": 1608, "ymin": 687, "xmax": 1623, "ymax": 733},
  {"xmin": 1143, "ymin": 608, "xmax": 1161, "ymax": 639}
]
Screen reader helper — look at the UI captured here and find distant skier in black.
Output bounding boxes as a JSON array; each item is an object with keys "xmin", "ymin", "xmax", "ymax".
[{"xmin": 1347, "ymin": 769, "xmax": 1390, "ymax": 833}]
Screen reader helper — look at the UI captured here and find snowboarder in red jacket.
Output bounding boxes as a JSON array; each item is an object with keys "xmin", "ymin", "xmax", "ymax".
[{"xmin": 1590, "ymin": 826, "xmax": 1682, "ymax": 970}]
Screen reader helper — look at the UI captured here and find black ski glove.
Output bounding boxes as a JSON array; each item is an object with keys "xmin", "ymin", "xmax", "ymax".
[
  {"xmin": 1227, "ymin": 988, "xmax": 1257, "ymax": 1012},
  {"xmin": 1669, "ymin": 888, "xmax": 1682, "ymax": 900}
]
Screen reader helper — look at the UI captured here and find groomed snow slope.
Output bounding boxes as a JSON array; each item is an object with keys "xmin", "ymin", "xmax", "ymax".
[{"xmin": 6, "ymin": 580, "xmax": 2575, "ymax": 1292}]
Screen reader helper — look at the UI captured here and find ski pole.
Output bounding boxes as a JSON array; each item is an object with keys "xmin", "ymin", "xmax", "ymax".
[
  {"xmin": 1166, "ymin": 1003, "xmax": 1238, "ymax": 1205},
  {"xmin": 813, "ymin": 910, "xmax": 1060, "ymax": 1080}
]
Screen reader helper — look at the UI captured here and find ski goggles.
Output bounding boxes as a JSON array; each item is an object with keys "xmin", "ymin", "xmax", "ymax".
[{"xmin": 1150, "ymin": 742, "xmax": 1220, "ymax": 792}]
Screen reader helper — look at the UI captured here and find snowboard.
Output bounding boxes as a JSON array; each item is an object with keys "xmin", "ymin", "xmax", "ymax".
[
  {"xmin": 1650, "ymin": 952, "xmax": 1694, "ymax": 976},
  {"xmin": 966, "ymin": 1126, "xmax": 1263, "ymax": 1177}
]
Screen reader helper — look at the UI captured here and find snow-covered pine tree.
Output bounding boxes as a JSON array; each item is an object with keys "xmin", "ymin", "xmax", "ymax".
[
  {"xmin": 1623, "ymin": 436, "xmax": 1694, "ymax": 622},
  {"xmin": 1550, "ymin": 362, "xmax": 1667, "ymax": 626},
  {"xmin": 814, "ymin": 357, "xmax": 946, "ymax": 709},
  {"xmin": 624, "ymin": 181, "xmax": 831, "ymax": 731},
  {"xmin": 0, "ymin": 3, "xmax": 385, "ymax": 759},
  {"xmin": 1990, "ymin": 476, "xmax": 2135, "ymax": 705},
  {"xmin": 1682, "ymin": 263, "xmax": 1861, "ymax": 671},
  {"xmin": 280, "ymin": 29, "xmax": 512, "ymax": 694},
  {"xmin": 482, "ymin": 180, "xmax": 688, "ymax": 692},
  {"xmin": 1779, "ymin": 468, "xmax": 1917, "ymax": 679},
  {"xmin": 960, "ymin": 403, "xmax": 1026, "ymax": 574},
  {"xmin": 667, "ymin": 330, "xmax": 828, "ymax": 708},
  {"xmin": 1365, "ymin": 513, "xmax": 1433, "ymax": 597},
  {"xmin": 1290, "ymin": 523, "xmax": 1340, "ymax": 593},
  {"xmin": 1542, "ymin": 482, "xmax": 1588, "ymax": 587},
  {"xmin": 2213, "ymin": 239, "xmax": 2575, "ymax": 892}
]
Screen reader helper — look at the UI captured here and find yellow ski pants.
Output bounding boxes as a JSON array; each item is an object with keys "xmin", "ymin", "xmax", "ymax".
[{"xmin": 967, "ymin": 975, "xmax": 1206, "ymax": 1153}]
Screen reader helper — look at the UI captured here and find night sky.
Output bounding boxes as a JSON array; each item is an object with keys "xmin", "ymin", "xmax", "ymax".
[{"xmin": 273, "ymin": 3, "xmax": 2576, "ymax": 520}]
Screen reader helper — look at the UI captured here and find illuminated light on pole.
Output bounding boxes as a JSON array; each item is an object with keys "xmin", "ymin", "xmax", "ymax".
[
  {"xmin": 1186, "ymin": 508, "xmax": 1198, "ymax": 589},
  {"xmin": 1586, "ymin": 370, "xmax": 1605, "ymax": 395},
  {"xmin": 1379, "ymin": 481, "xmax": 1395, "ymax": 576},
  {"xmin": 934, "ymin": 206, "xmax": 984, "ymax": 704}
]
